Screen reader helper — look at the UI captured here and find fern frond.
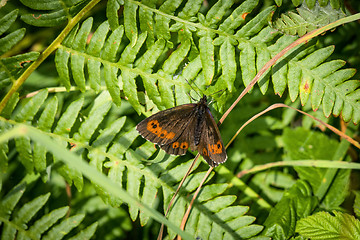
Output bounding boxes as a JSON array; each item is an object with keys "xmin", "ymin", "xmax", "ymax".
[
  {"xmin": 113, "ymin": 0, "xmax": 360, "ymax": 124},
  {"xmin": 55, "ymin": 16, "xmax": 192, "ymax": 111},
  {"xmin": 0, "ymin": 181, "xmax": 97, "ymax": 240},
  {"xmin": 273, "ymin": 2, "xmax": 346, "ymax": 36},
  {"xmin": 2, "ymin": 90, "xmax": 125, "ymax": 193},
  {"xmin": 287, "ymin": 46, "xmax": 360, "ymax": 123},
  {"xmin": 0, "ymin": 10, "xmax": 39, "ymax": 88},
  {"xmin": 0, "ymin": 10, "xmax": 24, "ymax": 55},
  {"xmin": 13, "ymin": 89, "xmax": 48, "ymax": 172},
  {"xmin": 97, "ymin": 142, "xmax": 264, "ymax": 238},
  {"xmin": 19, "ymin": 0, "xmax": 90, "ymax": 27},
  {"xmin": 54, "ymin": 0, "xmax": 359, "ymax": 124}
]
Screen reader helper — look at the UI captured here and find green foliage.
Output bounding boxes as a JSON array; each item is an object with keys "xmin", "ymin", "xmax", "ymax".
[
  {"xmin": 1, "ymin": 0, "xmax": 360, "ymax": 239},
  {"xmin": 263, "ymin": 180, "xmax": 319, "ymax": 239},
  {"xmin": 296, "ymin": 211, "xmax": 360, "ymax": 239},
  {"xmin": 273, "ymin": 2, "xmax": 346, "ymax": 36},
  {"xmin": 0, "ymin": 180, "xmax": 97, "ymax": 240},
  {"xmin": 283, "ymin": 127, "xmax": 351, "ymax": 209},
  {"xmin": 20, "ymin": 0, "xmax": 90, "ymax": 27},
  {"xmin": 0, "ymin": 10, "xmax": 39, "ymax": 89},
  {"xmin": 355, "ymin": 191, "xmax": 360, "ymax": 218}
]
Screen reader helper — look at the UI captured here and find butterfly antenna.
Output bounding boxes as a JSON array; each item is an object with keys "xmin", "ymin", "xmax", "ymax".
[
  {"xmin": 207, "ymin": 88, "xmax": 226, "ymax": 105},
  {"xmin": 185, "ymin": 78, "xmax": 202, "ymax": 98},
  {"xmin": 208, "ymin": 88, "xmax": 226, "ymax": 98},
  {"xmin": 186, "ymin": 92, "xmax": 197, "ymax": 102}
]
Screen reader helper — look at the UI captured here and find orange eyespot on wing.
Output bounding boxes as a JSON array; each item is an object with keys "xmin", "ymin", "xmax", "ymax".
[
  {"xmin": 202, "ymin": 148, "xmax": 208, "ymax": 157},
  {"xmin": 136, "ymin": 103, "xmax": 197, "ymax": 147},
  {"xmin": 158, "ymin": 129, "xmax": 168, "ymax": 138},
  {"xmin": 180, "ymin": 142, "xmax": 189, "ymax": 149},
  {"xmin": 172, "ymin": 142, "xmax": 180, "ymax": 148},
  {"xmin": 198, "ymin": 109, "xmax": 227, "ymax": 167},
  {"xmin": 208, "ymin": 140, "xmax": 223, "ymax": 154},
  {"xmin": 147, "ymin": 120, "xmax": 160, "ymax": 133}
]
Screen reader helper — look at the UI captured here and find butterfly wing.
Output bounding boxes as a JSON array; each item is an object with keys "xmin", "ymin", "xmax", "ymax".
[
  {"xmin": 136, "ymin": 104, "xmax": 197, "ymax": 154},
  {"xmin": 159, "ymin": 114, "xmax": 197, "ymax": 155},
  {"xmin": 198, "ymin": 108, "xmax": 227, "ymax": 167}
]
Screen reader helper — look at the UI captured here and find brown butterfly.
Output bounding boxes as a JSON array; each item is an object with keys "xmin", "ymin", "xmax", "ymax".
[{"xmin": 136, "ymin": 95, "xmax": 227, "ymax": 167}]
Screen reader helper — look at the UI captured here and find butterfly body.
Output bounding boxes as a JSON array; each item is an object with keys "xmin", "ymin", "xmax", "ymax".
[{"xmin": 136, "ymin": 96, "xmax": 227, "ymax": 167}]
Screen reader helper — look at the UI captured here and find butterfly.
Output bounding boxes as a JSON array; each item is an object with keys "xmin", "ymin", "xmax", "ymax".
[{"xmin": 136, "ymin": 95, "xmax": 227, "ymax": 167}]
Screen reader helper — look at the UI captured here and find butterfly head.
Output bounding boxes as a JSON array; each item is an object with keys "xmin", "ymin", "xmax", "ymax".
[{"xmin": 200, "ymin": 95, "xmax": 207, "ymax": 104}]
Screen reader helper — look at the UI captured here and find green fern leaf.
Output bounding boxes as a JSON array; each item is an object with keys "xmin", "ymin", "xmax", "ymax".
[
  {"xmin": 100, "ymin": 23, "xmax": 123, "ymax": 102},
  {"xmin": 65, "ymin": 91, "xmax": 114, "ymax": 190},
  {"xmin": 1, "ymin": 93, "xmax": 19, "ymax": 119},
  {"xmin": 218, "ymin": 38, "xmax": 236, "ymax": 92},
  {"xmin": 19, "ymin": 0, "xmax": 88, "ymax": 27},
  {"xmin": 0, "ymin": 9, "xmax": 22, "ymax": 55},
  {"xmin": 0, "ymin": 28, "xmax": 25, "ymax": 56},
  {"xmin": 139, "ymin": 0, "xmax": 157, "ymax": 47},
  {"xmin": 42, "ymin": 214, "xmax": 86, "ymax": 240},
  {"xmin": 0, "ymin": 52, "xmax": 39, "ymax": 83},
  {"xmin": 14, "ymin": 89, "xmax": 48, "ymax": 122},
  {"xmin": 0, "ymin": 9, "xmax": 18, "ymax": 35},
  {"xmin": 296, "ymin": 211, "xmax": 360, "ymax": 239},
  {"xmin": 106, "ymin": 0, "xmax": 122, "ymax": 30},
  {"xmin": 53, "ymin": 97, "xmax": 84, "ymax": 191},
  {"xmin": 0, "ymin": 18, "xmax": 39, "ymax": 88},
  {"xmin": 73, "ymin": 91, "xmax": 112, "ymax": 142},
  {"xmin": 155, "ymin": 0, "xmax": 183, "ymax": 45},
  {"xmin": 0, "ymin": 94, "xmax": 19, "ymax": 172},
  {"xmin": 68, "ymin": 222, "xmax": 98, "ymax": 240},
  {"xmin": 127, "ymin": 164, "xmax": 143, "ymax": 221},
  {"xmin": 72, "ymin": 17, "xmax": 94, "ymax": 92},
  {"xmin": 0, "ymin": 177, "xmax": 97, "ymax": 240},
  {"xmin": 199, "ymin": 34, "xmax": 215, "ymax": 85},
  {"xmin": 13, "ymin": 90, "xmax": 48, "ymax": 172},
  {"xmin": 159, "ymin": 39, "xmax": 191, "ymax": 108},
  {"xmin": 202, "ymin": 0, "xmax": 234, "ymax": 28},
  {"xmin": 0, "ymin": 183, "xmax": 26, "ymax": 221},
  {"xmin": 219, "ymin": 0, "xmax": 259, "ymax": 34},
  {"xmin": 0, "ymin": 122, "xmax": 11, "ymax": 172},
  {"xmin": 56, "ymin": 19, "xmax": 128, "ymax": 105},
  {"xmin": 23, "ymin": 207, "xmax": 69, "ymax": 240},
  {"xmin": 135, "ymin": 38, "xmax": 166, "ymax": 107},
  {"xmin": 53, "ymin": 97, "xmax": 84, "ymax": 135},
  {"xmin": 3, "ymin": 193, "xmax": 50, "ymax": 240},
  {"xmin": 87, "ymin": 21, "xmax": 110, "ymax": 92},
  {"xmin": 124, "ymin": 0, "xmax": 138, "ymax": 44},
  {"xmin": 88, "ymin": 116, "xmax": 126, "ymax": 170},
  {"xmin": 119, "ymin": 32, "xmax": 148, "ymax": 113},
  {"xmin": 236, "ymin": 5, "xmax": 275, "ymax": 38},
  {"xmin": 273, "ymin": 2, "xmax": 346, "ymax": 36},
  {"xmin": 54, "ymin": 49, "xmax": 71, "ymax": 90},
  {"xmin": 33, "ymin": 96, "xmax": 58, "ymax": 181}
]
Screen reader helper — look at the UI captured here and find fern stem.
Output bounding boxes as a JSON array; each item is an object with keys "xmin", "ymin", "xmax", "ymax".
[
  {"xmin": 238, "ymin": 160, "xmax": 360, "ymax": 177},
  {"xmin": 0, "ymin": 0, "xmax": 102, "ymax": 113}
]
